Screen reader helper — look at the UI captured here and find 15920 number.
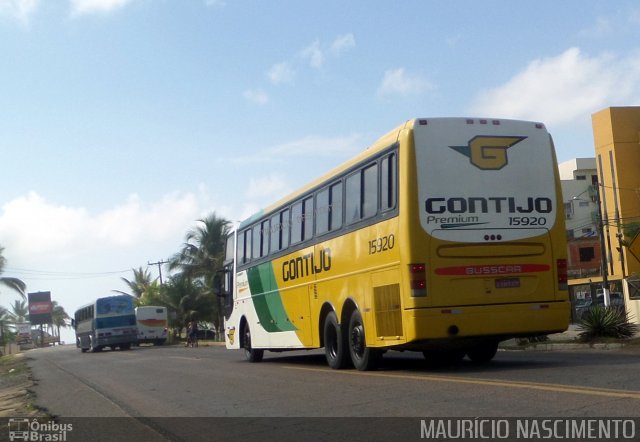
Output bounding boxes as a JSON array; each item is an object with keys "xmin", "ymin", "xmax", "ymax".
[
  {"xmin": 508, "ymin": 217, "xmax": 547, "ymax": 226},
  {"xmin": 368, "ymin": 234, "xmax": 395, "ymax": 255}
]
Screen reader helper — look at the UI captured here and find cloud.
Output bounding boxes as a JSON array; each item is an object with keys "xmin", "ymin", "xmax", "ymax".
[
  {"xmin": 0, "ymin": 191, "xmax": 202, "ymax": 261},
  {"xmin": 0, "ymin": 0, "xmax": 39, "ymax": 24},
  {"xmin": 243, "ymin": 88, "xmax": 269, "ymax": 105},
  {"xmin": 377, "ymin": 68, "xmax": 433, "ymax": 97},
  {"xmin": 300, "ymin": 40, "xmax": 324, "ymax": 69},
  {"xmin": 204, "ymin": 0, "xmax": 225, "ymax": 7},
  {"xmin": 69, "ymin": 0, "xmax": 134, "ymax": 16},
  {"xmin": 467, "ymin": 47, "xmax": 640, "ymax": 126},
  {"xmin": 244, "ymin": 174, "xmax": 289, "ymax": 200},
  {"xmin": 300, "ymin": 34, "xmax": 356, "ymax": 69},
  {"xmin": 330, "ymin": 34, "xmax": 355, "ymax": 54},
  {"xmin": 267, "ymin": 62, "xmax": 295, "ymax": 85},
  {"xmin": 267, "ymin": 134, "xmax": 363, "ymax": 157}
]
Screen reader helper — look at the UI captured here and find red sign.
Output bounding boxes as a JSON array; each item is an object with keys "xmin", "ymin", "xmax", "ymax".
[
  {"xmin": 435, "ymin": 264, "xmax": 550, "ymax": 276},
  {"xmin": 28, "ymin": 291, "xmax": 53, "ymax": 325}
]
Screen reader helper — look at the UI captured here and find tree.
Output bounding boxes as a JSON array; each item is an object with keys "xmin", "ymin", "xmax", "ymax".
[
  {"xmin": 0, "ymin": 246, "xmax": 26, "ymax": 300},
  {"xmin": 116, "ymin": 266, "xmax": 156, "ymax": 300},
  {"xmin": 169, "ymin": 213, "xmax": 231, "ymax": 335},
  {"xmin": 7, "ymin": 299, "xmax": 29, "ymax": 323},
  {"xmin": 51, "ymin": 301, "xmax": 70, "ymax": 338}
]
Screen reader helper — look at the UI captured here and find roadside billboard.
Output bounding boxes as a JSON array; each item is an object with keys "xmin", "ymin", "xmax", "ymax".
[{"xmin": 28, "ymin": 291, "xmax": 52, "ymax": 325}]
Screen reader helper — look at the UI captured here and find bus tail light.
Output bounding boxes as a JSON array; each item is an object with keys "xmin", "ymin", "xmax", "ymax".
[
  {"xmin": 410, "ymin": 263, "xmax": 427, "ymax": 297},
  {"xmin": 557, "ymin": 259, "xmax": 568, "ymax": 291}
]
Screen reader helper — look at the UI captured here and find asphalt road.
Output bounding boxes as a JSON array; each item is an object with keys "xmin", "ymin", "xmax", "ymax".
[{"xmin": 21, "ymin": 343, "xmax": 640, "ymax": 441}]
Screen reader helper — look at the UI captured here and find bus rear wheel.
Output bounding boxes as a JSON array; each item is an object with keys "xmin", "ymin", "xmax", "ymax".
[
  {"xmin": 323, "ymin": 311, "xmax": 349, "ymax": 369},
  {"xmin": 466, "ymin": 341, "xmax": 498, "ymax": 364},
  {"xmin": 243, "ymin": 323, "xmax": 264, "ymax": 363},
  {"xmin": 348, "ymin": 310, "xmax": 380, "ymax": 371}
]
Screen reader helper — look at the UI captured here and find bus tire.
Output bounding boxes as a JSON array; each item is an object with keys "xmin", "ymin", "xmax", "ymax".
[
  {"xmin": 467, "ymin": 341, "xmax": 498, "ymax": 364},
  {"xmin": 89, "ymin": 337, "xmax": 101, "ymax": 353},
  {"xmin": 243, "ymin": 323, "xmax": 264, "ymax": 363},
  {"xmin": 323, "ymin": 311, "xmax": 349, "ymax": 369},
  {"xmin": 348, "ymin": 310, "xmax": 380, "ymax": 371}
]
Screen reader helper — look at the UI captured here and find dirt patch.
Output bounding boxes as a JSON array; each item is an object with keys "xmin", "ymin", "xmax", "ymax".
[{"xmin": 0, "ymin": 353, "xmax": 48, "ymax": 417}]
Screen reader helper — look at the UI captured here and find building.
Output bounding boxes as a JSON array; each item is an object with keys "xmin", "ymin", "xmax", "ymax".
[
  {"xmin": 591, "ymin": 106, "xmax": 640, "ymax": 323},
  {"xmin": 560, "ymin": 158, "xmax": 606, "ymax": 321},
  {"xmin": 560, "ymin": 158, "xmax": 600, "ymax": 275}
]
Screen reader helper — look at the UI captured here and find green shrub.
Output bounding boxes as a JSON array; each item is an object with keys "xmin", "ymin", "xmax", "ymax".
[{"xmin": 577, "ymin": 306, "xmax": 638, "ymax": 340}]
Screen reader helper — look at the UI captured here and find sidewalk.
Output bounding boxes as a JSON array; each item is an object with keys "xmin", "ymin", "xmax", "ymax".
[{"xmin": 500, "ymin": 324, "xmax": 639, "ymax": 351}]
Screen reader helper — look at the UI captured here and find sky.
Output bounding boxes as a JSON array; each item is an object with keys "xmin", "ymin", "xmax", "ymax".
[{"xmin": 1, "ymin": 0, "xmax": 640, "ymax": 344}]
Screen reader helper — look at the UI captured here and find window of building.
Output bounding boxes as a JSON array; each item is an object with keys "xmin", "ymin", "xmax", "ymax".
[
  {"xmin": 576, "ymin": 175, "xmax": 586, "ymax": 180},
  {"xmin": 579, "ymin": 247, "xmax": 595, "ymax": 262}
]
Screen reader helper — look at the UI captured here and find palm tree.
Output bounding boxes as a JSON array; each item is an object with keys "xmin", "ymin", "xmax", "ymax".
[
  {"xmin": 116, "ymin": 267, "xmax": 158, "ymax": 304},
  {"xmin": 0, "ymin": 246, "xmax": 26, "ymax": 300},
  {"xmin": 169, "ymin": 213, "xmax": 231, "ymax": 335},
  {"xmin": 51, "ymin": 301, "xmax": 70, "ymax": 338},
  {"xmin": 0, "ymin": 306, "xmax": 10, "ymax": 345},
  {"xmin": 7, "ymin": 299, "xmax": 29, "ymax": 323}
]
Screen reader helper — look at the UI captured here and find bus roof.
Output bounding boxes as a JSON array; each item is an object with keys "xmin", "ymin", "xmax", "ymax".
[
  {"xmin": 238, "ymin": 119, "xmax": 413, "ymax": 229},
  {"xmin": 74, "ymin": 294, "xmax": 135, "ymax": 313}
]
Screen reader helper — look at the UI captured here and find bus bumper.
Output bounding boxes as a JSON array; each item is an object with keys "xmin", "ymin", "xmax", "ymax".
[{"xmin": 404, "ymin": 300, "xmax": 570, "ymax": 345}]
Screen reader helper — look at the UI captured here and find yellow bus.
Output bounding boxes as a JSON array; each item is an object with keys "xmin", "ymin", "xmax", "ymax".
[{"xmin": 221, "ymin": 117, "xmax": 570, "ymax": 370}]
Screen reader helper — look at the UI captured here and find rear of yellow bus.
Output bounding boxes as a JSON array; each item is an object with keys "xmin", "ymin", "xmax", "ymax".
[{"xmin": 400, "ymin": 118, "xmax": 570, "ymax": 361}]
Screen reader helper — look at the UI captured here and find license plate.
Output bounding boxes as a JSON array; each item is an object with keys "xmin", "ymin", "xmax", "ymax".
[{"xmin": 495, "ymin": 278, "xmax": 520, "ymax": 288}]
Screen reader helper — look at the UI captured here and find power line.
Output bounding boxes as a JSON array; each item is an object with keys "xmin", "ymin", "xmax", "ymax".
[
  {"xmin": 4, "ymin": 267, "xmax": 131, "ymax": 281},
  {"xmin": 148, "ymin": 260, "xmax": 169, "ymax": 285}
]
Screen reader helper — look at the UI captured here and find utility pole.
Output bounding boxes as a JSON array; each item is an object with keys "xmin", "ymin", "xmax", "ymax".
[
  {"xmin": 148, "ymin": 259, "xmax": 169, "ymax": 285},
  {"xmin": 595, "ymin": 185, "xmax": 611, "ymax": 306}
]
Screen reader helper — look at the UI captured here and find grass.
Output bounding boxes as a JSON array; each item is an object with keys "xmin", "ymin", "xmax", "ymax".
[{"xmin": 0, "ymin": 353, "xmax": 48, "ymax": 417}]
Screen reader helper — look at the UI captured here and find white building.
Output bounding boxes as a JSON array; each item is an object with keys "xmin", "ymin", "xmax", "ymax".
[{"xmin": 559, "ymin": 158, "xmax": 599, "ymax": 240}]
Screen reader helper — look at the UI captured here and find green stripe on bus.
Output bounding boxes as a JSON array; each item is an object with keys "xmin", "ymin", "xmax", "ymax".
[{"xmin": 247, "ymin": 264, "xmax": 297, "ymax": 333}]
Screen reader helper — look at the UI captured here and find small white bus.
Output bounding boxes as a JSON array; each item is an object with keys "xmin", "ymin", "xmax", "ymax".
[{"xmin": 135, "ymin": 306, "xmax": 168, "ymax": 345}]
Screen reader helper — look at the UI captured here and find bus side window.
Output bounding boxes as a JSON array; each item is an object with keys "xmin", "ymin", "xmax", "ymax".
[
  {"xmin": 260, "ymin": 219, "xmax": 270, "ymax": 257},
  {"xmin": 362, "ymin": 163, "xmax": 378, "ymax": 219},
  {"xmin": 270, "ymin": 213, "xmax": 280, "ymax": 252},
  {"xmin": 291, "ymin": 201, "xmax": 303, "ymax": 244},
  {"xmin": 252, "ymin": 224, "xmax": 261, "ymax": 259},
  {"xmin": 330, "ymin": 182, "xmax": 343, "ymax": 231},
  {"xmin": 238, "ymin": 229, "xmax": 251, "ymax": 264},
  {"xmin": 315, "ymin": 187, "xmax": 330, "ymax": 235},
  {"xmin": 302, "ymin": 196, "xmax": 313, "ymax": 241},
  {"xmin": 237, "ymin": 230, "xmax": 245, "ymax": 264},
  {"xmin": 281, "ymin": 209, "xmax": 290, "ymax": 249},
  {"xmin": 381, "ymin": 153, "xmax": 397, "ymax": 211},
  {"xmin": 345, "ymin": 172, "xmax": 361, "ymax": 224}
]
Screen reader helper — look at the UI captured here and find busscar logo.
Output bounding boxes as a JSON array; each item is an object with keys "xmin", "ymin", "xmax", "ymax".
[{"xmin": 450, "ymin": 136, "xmax": 526, "ymax": 170}]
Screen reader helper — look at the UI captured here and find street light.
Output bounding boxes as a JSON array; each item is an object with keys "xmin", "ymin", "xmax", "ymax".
[{"xmin": 572, "ymin": 184, "xmax": 610, "ymax": 307}]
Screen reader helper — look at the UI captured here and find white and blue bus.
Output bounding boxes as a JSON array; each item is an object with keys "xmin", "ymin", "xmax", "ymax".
[{"xmin": 72, "ymin": 295, "xmax": 138, "ymax": 352}]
